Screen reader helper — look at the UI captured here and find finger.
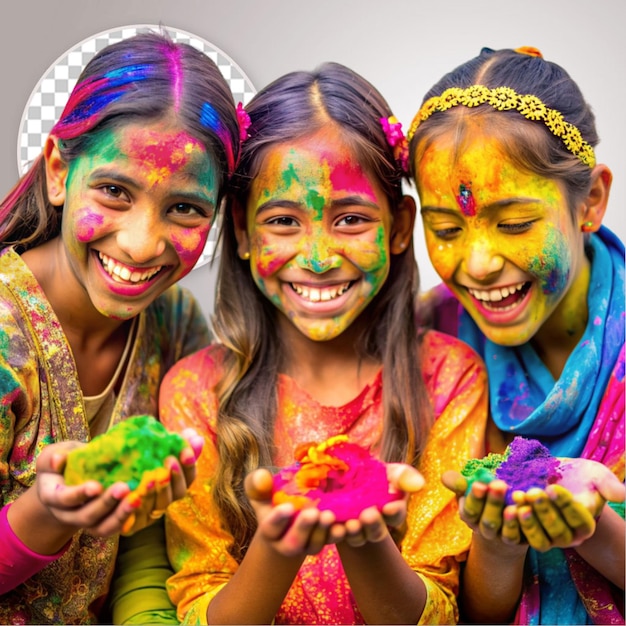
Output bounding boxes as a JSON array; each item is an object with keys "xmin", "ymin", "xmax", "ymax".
[
  {"xmin": 344, "ymin": 518, "xmax": 366, "ymax": 547},
  {"xmin": 387, "ymin": 464, "xmax": 425, "ymax": 493},
  {"xmin": 180, "ymin": 428, "xmax": 204, "ymax": 463},
  {"xmin": 163, "ymin": 458, "xmax": 186, "ymax": 501},
  {"xmin": 518, "ymin": 505, "xmax": 551, "ymax": 552},
  {"xmin": 244, "ymin": 468, "xmax": 275, "ymax": 502},
  {"xmin": 305, "ymin": 509, "xmax": 335, "ymax": 554},
  {"xmin": 359, "ymin": 507, "xmax": 388, "ymax": 544},
  {"xmin": 526, "ymin": 488, "xmax": 573, "ymax": 546},
  {"xmin": 479, "ymin": 480, "xmax": 507, "ymax": 539},
  {"xmin": 596, "ymin": 472, "xmax": 626, "ymax": 504},
  {"xmin": 546, "ymin": 485, "xmax": 596, "ymax": 531},
  {"xmin": 328, "ymin": 522, "xmax": 347, "ymax": 544},
  {"xmin": 462, "ymin": 481, "xmax": 488, "ymax": 524},
  {"xmin": 441, "ymin": 470, "xmax": 468, "ymax": 497},
  {"xmin": 258, "ymin": 503, "xmax": 295, "ymax": 541},
  {"xmin": 38, "ymin": 475, "xmax": 104, "ymax": 510},
  {"xmin": 501, "ymin": 505, "xmax": 523, "ymax": 544},
  {"xmin": 279, "ymin": 508, "xmax": 320, "ymax": 557},
  {"xmin": 380, "ymin": 499, "xmax": 408, "ymax": 528}
]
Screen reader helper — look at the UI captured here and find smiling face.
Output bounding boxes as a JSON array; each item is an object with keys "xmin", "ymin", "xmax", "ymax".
[
  {"xmin": 239, "ymin": 128, "xmax": 396, "ymax": 342},
  {"xmin": 48, "ymin": 119, "xmax": 218, "ymax": 319},
  {"xmin": 415, "ymin": 129, "xmax": 589, "ymax": 346}
]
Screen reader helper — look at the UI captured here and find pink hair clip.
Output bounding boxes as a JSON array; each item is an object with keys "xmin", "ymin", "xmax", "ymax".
[
  {"xmin": 236, "ymin": 102, "xmax": 251, "ymax": 142},
  {"xmin": 380, "ymin": 115, "xmax": 409, "ymax": 173}
]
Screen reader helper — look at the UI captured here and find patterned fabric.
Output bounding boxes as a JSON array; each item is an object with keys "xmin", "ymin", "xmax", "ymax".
[
  {"xmin": 429, "ymin": 227, "xmax": 625, "ymax": 624},
  {"xmin": 0, "ymin": 247, "xmax": 210, "ymax": 624},
  {"xmin": 161, "ymin": 330, "xmax": 489, "ymax": 625}
]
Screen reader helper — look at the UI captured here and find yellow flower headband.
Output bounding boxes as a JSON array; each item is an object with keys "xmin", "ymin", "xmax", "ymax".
[{"xmin": 408, "ymin": 85, "xmax": 596, "ymax": 167}]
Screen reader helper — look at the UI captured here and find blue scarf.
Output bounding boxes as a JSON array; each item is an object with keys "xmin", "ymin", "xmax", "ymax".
[{"xmin": 460, "ymin": 226, "xmax": 624, "ymax": 457}]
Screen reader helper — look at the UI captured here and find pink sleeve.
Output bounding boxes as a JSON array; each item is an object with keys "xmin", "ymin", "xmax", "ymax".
[{"xmin": 0, "ymin": 503, "xmax": 71, "ymax": 593}]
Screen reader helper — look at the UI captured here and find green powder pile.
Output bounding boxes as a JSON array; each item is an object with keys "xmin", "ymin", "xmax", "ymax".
[
  {"xmin": 461, "ymin": 448, "xmax": 510, "ymax": 489},
  {"xmin": 64, "ymin": 415, "xmax": 186, "ymax": 490}
]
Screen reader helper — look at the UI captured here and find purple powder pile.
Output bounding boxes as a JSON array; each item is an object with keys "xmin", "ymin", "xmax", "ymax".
[{"xmin": 461, "ymin": 436, "xmax": 562, "ymax": 504}]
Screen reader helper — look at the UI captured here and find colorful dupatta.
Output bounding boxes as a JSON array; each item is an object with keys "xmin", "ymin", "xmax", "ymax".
[{"xmin": 437, "ymin": 226, "xmax": 625, "ymax": 624}]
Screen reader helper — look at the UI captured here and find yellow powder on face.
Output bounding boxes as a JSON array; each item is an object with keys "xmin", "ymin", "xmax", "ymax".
[{"xmin": 64, "ymin": 415, "xmax": 186, "ymax": 490}]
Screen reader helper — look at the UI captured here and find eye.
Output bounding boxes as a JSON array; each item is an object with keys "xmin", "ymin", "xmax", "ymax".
[
  {"xmin": 170, "ymin": 203, "xmax": 203, "ymax": 217},
  {"xmin": 431, "ymin": 226, "xmax": 462, "ymax": 240},
  {"xmin": 100, "ymin": 185, "xmax": 129, "ymax": 202},
  {"xmin": 499, "ymin": 221, "xmax": 535, "ymax": 234},
  {"xmin": 267, "ymin": 215, "xmax": 299, "ymax": 227},
  {"xmin": 336, "ymin": 214, "xmax": 368, "ymax": 227}
]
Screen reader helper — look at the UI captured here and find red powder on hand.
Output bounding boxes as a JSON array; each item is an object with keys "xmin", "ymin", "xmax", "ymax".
[
  {"xmin": 272, "ymin": 435, "xmax": 402, "ymax": 521},
  {"xmin": 462, "ymin": 436, "xmax": 562, "ymax": 504}
]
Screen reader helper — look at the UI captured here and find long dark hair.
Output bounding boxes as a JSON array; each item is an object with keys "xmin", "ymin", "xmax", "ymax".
[
  {"xmin": 0, "ymin": 31, "xmax": 240, "ymax": 252},
  {"xmin": 211, "ymin": 62, "xmax": 432, "ymax": 561},
  {"xmin": 409, "ymin": 47, "xmax": 598, "ymax": 217}
]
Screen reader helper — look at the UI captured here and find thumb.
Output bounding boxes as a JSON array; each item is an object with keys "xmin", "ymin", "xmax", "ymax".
[
  {"xmin": 442, "ymin": 470, "xmax": 468, "ymax": 497},
  {"xmin": 244, "ymin": 468, "xmax": 275, "ymax": 502},
  {"xmin": 596, "ymin": 473, "xmax": 626, "ymax": 504}
]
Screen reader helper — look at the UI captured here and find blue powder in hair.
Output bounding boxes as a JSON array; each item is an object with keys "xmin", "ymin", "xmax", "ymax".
[{"xmin": 200, "ymin": 102, "xmax": 220, "ymax": 131}]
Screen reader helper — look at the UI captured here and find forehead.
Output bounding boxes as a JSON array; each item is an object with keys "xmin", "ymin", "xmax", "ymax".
[{"xmin": 251, "ymin": 129, "xmax": 380, "ymax": 197}]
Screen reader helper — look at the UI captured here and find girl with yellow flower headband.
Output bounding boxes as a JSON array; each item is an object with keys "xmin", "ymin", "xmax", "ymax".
[{"xmin": 408, "ymin": 46, "xmax": 624, "ymax": 625}]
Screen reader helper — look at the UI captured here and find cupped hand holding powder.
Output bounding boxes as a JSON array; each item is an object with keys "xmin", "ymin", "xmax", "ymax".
[{"xmin": 443, "ymin": 437, "xmax": 625, "ymax": 551}]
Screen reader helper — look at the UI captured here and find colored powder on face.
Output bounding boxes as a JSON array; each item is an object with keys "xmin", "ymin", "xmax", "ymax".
[
  {"xmin": 272, "ymin": 435, "xmax": 402, "ymax": 521},
  {"xmin": 64, "ymin": 415, "xmax": 186, "ymax": 490},
  {"xmin": 461, "ymin": 436, "xmax": 562, "ymax": 505},
  {"xmin": 456, "ymin": 182, "xmax": 476, "ymax": 216}
]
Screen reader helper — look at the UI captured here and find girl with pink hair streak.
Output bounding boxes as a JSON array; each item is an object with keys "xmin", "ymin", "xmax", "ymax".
[{"xmin": 0, "ymin": 31, "xmax": 241, "ymax": 624}]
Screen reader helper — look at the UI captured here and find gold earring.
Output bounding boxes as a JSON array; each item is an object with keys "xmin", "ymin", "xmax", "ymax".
[
  {"xmin": 581, "ymin": 221, "xmax": 594, "ymax": 232},
  {"xmin": 241, "ymin": 251, "xmax": 250, "ymax": 260}
]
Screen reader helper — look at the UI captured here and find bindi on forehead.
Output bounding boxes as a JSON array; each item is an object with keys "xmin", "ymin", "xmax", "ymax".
[{"xmin": 456, "ymin": 182, "xmax": 476, "ymax": 216}]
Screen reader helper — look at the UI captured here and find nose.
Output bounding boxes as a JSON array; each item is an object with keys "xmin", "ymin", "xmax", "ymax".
[
  {"xmin": 295, "ymin": 235, "xmax": 342, "ymax": 273},
  {"xmin": 462, "ymin": 240, "xmax": 504, "ymax": 281},
  {"xmin": 116, "ymin": 209, "xmax": 167, "ymax": 265}
]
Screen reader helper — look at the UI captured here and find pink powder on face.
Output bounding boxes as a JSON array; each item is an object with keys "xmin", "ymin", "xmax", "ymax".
[
  {"xmin": 74, "ymin": 208, "xmax": 105, "ymax": 242},
  {"xmin": 272, "ymin": 437, "xmax": 402, "ymax": 522},
  {"xmin": 462, "ymin": 436, "xmax": 562, "ymax": 505}
]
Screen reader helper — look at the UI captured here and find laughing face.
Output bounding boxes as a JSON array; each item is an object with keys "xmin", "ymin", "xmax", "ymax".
[
  {"xmin": 415, "ymin": 130, "xmax": 589, "ymax": 346},
  {"xmin": 239, "ymin": 128, "xmax": 395, "ymax": 342},
  {"xmin": 51, "ymin": 120, "xmax": 217, "ymax": 319}
]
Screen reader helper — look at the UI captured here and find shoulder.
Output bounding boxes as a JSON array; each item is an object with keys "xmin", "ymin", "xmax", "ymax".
[
  {"xmin": 417, "ymin": 283, "xmax": 462, "ymax": 336},
  {"xmin": 159, "ymin": 343, "xmax": 228, "ymax": 435},
  {"xmin": 162, "ymin": 342, "xmax": 228, "ymax": 391},
  {"xmin": 420, "ymin": 330, "xmax": 487, "ymax": 408},
  {"xmin": 145, "ymin": 285, "xmax": 211, "ymax": 354}
]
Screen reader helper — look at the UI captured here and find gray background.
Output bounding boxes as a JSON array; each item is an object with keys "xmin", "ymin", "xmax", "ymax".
[{"xmin": 2, "ymin": 0, "xmax": 623, "ymax": 322}]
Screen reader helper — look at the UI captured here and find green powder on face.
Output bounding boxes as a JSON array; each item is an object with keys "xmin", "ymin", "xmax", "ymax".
[{"xmin": 64, "ymin": 415, "xmax": 186, "ymax": 490}]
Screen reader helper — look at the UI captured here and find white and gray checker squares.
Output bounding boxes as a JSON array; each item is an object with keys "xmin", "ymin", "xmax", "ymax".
[{"xmin": 18, "ymin": 25, "xmax": 257, "ymax": 267}]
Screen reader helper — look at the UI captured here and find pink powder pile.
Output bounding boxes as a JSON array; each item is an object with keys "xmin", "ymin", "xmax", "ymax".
[
  {"xmin": 462, "ymin": 436, "xmax": 562, "ymax": 504},
  {"xmin": 272, "ymin": 436, "xmax": 402, "ymax": 521}
]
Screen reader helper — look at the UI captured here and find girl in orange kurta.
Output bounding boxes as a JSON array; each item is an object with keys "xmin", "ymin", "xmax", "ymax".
[{"xmin": 160, "ymin": 62, "xmax": 489, "ymax": 625}]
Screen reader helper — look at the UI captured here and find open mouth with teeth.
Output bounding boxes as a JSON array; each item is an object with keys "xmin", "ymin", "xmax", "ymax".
[
  {"xmin": 467, "ymin": 281, "xmax": 531, "ymax": 311},
  {"xmin": 290, "ymin": 281, "xmax": 353, "ymax": 303},
  {"xmin": 98, "ymin": 252, "xmax": 163, "ymax": 284}
]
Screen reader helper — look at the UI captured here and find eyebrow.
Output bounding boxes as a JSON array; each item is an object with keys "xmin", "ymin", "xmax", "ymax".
[
  {"xmin": 421, "ymin": 197, "xmax": 544, "ymax": 216},
  {"xmin": 90, "ymin": 169, "xmax": 216, "ymax": 207},
  {"xmin": 254, "ymin": 195, "xmax": 380, "ymax": 215}
]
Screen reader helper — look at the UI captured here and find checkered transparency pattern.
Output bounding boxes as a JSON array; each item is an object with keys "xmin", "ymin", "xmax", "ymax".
[{"xmin": 18, "ymin": 25, "xmax": 256, "ymax": 267}]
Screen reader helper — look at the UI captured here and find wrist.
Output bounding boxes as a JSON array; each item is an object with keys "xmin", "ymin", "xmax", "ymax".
[{"xmin": 8, "ymin": 487, "xmax": 76, "ymax": 555}]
